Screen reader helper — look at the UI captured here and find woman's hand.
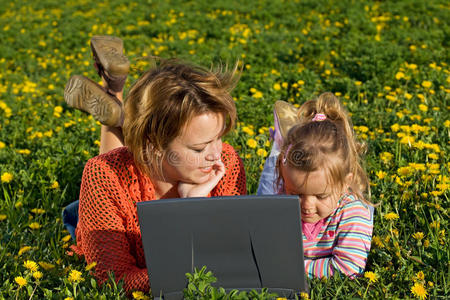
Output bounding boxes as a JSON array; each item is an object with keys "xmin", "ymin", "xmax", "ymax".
[{"xmin": 178, "ymin": 160, "xmax": 225, "ymax": 198}]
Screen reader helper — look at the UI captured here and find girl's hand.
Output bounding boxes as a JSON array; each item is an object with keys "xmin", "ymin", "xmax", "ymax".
[{"xmin": 178, "ymin": 160, "xmax": 225, "ymax": 198}]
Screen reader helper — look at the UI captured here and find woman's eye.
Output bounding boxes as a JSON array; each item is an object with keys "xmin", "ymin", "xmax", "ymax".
[{"xmin": 192, "ymin": 148, "xmax": 205, "ymax": 153}]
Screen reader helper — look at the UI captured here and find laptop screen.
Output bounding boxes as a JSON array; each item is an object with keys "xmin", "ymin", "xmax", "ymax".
[{"xmin": 137, "ymin": 195, "xmax": 308, "ymax": 299}]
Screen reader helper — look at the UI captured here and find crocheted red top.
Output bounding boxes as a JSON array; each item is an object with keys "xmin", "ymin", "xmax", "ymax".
[{"xmin": 73, "ymin": 143, "xmax": 246, "ymax": 293}]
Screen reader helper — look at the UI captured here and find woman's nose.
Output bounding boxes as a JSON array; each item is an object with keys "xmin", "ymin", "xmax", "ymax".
[{"xmin": 205, "ymin": 141, "xmax": 222, "ymax": 161}]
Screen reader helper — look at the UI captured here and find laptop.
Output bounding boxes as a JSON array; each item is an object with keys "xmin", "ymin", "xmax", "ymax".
[{"xmin": 137, "ymin": 195, "xmax": 309, "ymax": 299}]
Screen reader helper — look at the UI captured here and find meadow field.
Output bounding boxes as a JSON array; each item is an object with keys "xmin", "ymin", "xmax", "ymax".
[{"xmin": 0, "ymin": 0, "xmax": 448, "ymax": 299}]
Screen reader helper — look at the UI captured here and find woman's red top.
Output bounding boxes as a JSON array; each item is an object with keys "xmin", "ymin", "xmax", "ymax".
[{"xmin": 73, "ymin": 143, "xmax": 246, "ymax": 293}]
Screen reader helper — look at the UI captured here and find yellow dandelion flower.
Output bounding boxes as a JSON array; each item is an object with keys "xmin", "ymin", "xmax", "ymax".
[
  {"xmin": 413, "ymin": 140, "xmax": 426, "ymax": 150},
  {"xmin": 132, "ymin": 291, "xmax": 150, "ymax": 300},
  {"xmin": 85, "ymin": 261, "xmax": 97, "ymax": 271},
  {"xmin": 421, "ymin": 81, "xmax": 432, "ymax": 88},
  {"xmin": 31, "ymin": 208, "xmax": 45, "ymax": 214},
  {"xmin": 355, "ymin": 81, "xmax": 362, "ymax": 86},
  {"xmin": 16, "ymin": 149, "xmax": 31, "ymax": 155},
  {"xmin": 300, "ymin": 292, "xmax": 309, "ymax": 299},
  {"xmin": 32, "ymin": 271, "xmax": 43, "ymax": 280},
  {"xmin": 242, "ymin": 126, "xmax": 254, "ymax": 136},
  {"xmin": 64, "ymin": 298, "xmax": 74, "ymax": 300},
  {"xmin": 380, "ymin": 152, "xmax": 394, "ymax": 163},
  {"xmin": 1, "ymin": 172, "xmax": 13, "ymax": 183},
  {"xmin": 418, "ymin": 104, "xmax": 428, "ymax": 112},
  {"xmin": 38, "ymin": 261, "xmax": 55, "ymax": 270},
  {"xmin": 411, "ymin": 282, "xmax": 427, "ymax": 299},
  {"xmin": 364, "ymin": 271, "xmax": 378, "ymax": 283},
  {"xmin": 412, "ymin": 232, "xmax": 424, "ymax": 240},
  {"xmin": 400, "ymin": 135, "xmax": 415, "ymax": 146},
  {"xmin": 397, "ymin": 167, "xmax": 412, "ymax": 177},
  {"xmin": 247, "ymin": 139, "xmax": 257, "ymax": 148},
  {"xmin": 18, "ymin": 246, "xmax": 32, "ymax": 256},
  {"xmin": 376, "ymin": 170, "xmax": 387, "ymax": 180},
  {"xmin": 61, "ymin": 234, "xmax": 72, "ymax": 243},
  {"xmin": 428, "ymin": 152, "xmax": 439, "ymax": 160},
  {"xmin": 372, "ymin": 236, "xmax": 383, "ymax": 248},
  {"xmin": 415, "ymin": 271, "xmax": 425, "ymax": 281},
  {"xmin": 67, "ymin": 270, "xmax": 84, "ymax": 283},
  {"xmin": 436, "ymin": 183, "xmax": 449, "ymax": 191},
  {"xmin": 29, "ymin": 222, "xmax": 41, "ymax": 230},
  {"xmin": 276, "ymin": 298, "xmax": 288, "ymax": 300},
  {"xmin": 273, "ymin": 83, "xmax": 281, "ymax": 91},
  {"xmin": 384, "ymin": 212, "xmax": 399, "ymax": 220},
  {"xmin": 408, "ymin": 163, "xmax": 426, "ymax": 172},
  {"xmin": 0, "ymin": 141, "xmax": 5, "ymax": 149},
  {"xmin": 358, "ymin": 126, "xmax": 369, "ymax": 133},
  {"xmin": 430, "ymin": 190, "xmax": 443, "ymax": 197},
  {"xmin": 252, "ymin": 90, "xmax": 263, "ymax": 98},
  {"xmin": 15, "ymin": 276, "xmax": 27, "ymax": 287},
  {"xmin": 391, "ymin": 123, "xmax": 400, "ymax": 132},
  {"xmin": 24, "ymin": 260, "xmax": 38, "ymax": 272},
  {"xmin": 395, "ymin": 72, "xmax": 405, "ymax": 80},
  {"xmin": 0, "ymin": 214, "xmax": 6, "ymax": 221},
  {"xmin": 256, "ymin": 148, "xmax": 268, "ymax": 157},
  {"xmin": 51, "ymin": 181, "xmax": 59, "ymax": 189}
]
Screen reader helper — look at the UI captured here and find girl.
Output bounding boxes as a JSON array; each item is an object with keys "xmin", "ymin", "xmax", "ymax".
[
  {"xmin": 63, "ymin": 36, "xmax": 246, "ymax": 293},
  {"xmin": 259, "ymin": 93, "xmax": 373, "ymax": 278}
]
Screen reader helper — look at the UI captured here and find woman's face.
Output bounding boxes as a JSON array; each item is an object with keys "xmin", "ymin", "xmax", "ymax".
[{"xmin": 162, "ymin": 112, "xmax": 224, "ymax": 184}]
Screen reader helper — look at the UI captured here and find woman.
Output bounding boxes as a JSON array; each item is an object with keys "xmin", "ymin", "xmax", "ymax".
[{"xmin": 64, "ymin": 36, "xmax": 246, "ymax": 293}]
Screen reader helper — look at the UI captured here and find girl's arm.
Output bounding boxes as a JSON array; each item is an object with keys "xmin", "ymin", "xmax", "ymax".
[{"xmin": 304, "ymin": 200, "xmax": 373, "ymax": 278}]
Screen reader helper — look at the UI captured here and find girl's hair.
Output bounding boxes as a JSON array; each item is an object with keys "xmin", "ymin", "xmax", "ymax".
[
  {"xmin": 277, "ymin": 92, "xmax": 372, "ymax": 205},
  {"xmin": 123, "ymin": 59, "xmax": 240, "ymax": 178}
]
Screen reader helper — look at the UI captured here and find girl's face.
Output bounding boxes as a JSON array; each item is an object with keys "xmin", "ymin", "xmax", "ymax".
[
  {"xmin": 162, "ymin": 112, "xmax": 224, "ymax": 185},
  {"xmin": 281, "ymin": 164, "xmax": 347, "ymax": 223}
]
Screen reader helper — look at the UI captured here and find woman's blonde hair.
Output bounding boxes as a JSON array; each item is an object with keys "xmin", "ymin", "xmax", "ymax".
[
  {"xmin": 277, "ymin": 92, "xmax": 372, "ymax": 205},
  {"xmin": 123, "ymin": 59, "xmax": 239, "ymax": 178}
]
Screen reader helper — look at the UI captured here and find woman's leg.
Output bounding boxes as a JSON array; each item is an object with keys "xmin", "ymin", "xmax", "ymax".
[
  {"xmin": 62, "ymin": 36, "xmax": 129, "ymax": 239},
  {"xmin": 99, "ymin": 87, "xmax": 125, "ymax": 154},
  {"xmin": 62, "ymin": 200, "xmax": 79, "ymax": 240},
  {"xmin": 91, "ymin": 36, "xmax": 129, "ymax": 154}
]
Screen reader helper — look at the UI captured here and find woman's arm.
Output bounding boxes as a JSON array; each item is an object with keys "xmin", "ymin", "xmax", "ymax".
[
  {"xmin": 76, "ymin": 155, "xmax": 149, "ymax": 293},
  {"xmin": 212, "ymin": 143, "xmax": 247, "ymax": 196}
]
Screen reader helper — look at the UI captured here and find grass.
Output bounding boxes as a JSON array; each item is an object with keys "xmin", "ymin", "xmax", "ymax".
[{"xmin": 0, "ymin": 0, "xmax": 448, "ymax": 299}]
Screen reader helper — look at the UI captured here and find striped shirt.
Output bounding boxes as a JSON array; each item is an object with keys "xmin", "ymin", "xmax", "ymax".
[{"xmin": 302, "ymin": 192, "xmax": 373, "ymax": 278}]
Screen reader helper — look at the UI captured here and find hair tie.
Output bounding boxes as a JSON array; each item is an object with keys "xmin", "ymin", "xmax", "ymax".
[
  {"xmin": 312, "ymin": 113, "xmax": 326, "ymax": 122},
  {"xmin": 282, "ymin": 144, "xmax": 293, "ymax": 164}
]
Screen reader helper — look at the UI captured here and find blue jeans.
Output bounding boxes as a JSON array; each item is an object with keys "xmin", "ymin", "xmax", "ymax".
[
  {"xmin": 257, "ymin": 141, "xmax": 282, "ymax": 195},
  {"xmin": 62, "ymin": 200, "xmax": 79, "ymax": 241}
]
